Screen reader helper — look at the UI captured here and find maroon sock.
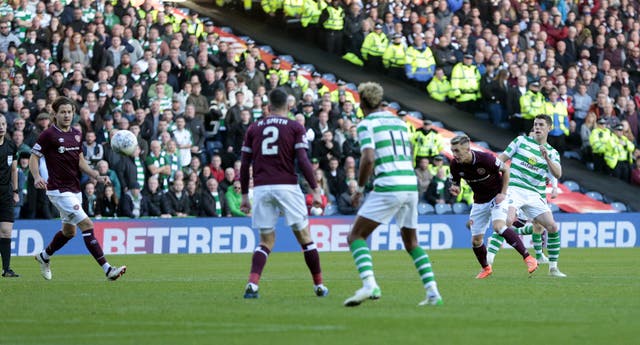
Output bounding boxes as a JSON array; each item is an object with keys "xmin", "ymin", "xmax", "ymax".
[
  {"xmin": 473, "ymin": 244, "xmax": 489, "ymax": 268},
  {"xmin": 82, "ymin": 229, "xmax": 107, "ymax": 266},
  {"xmin": 45, "ymin": 230, "xmax": 72, "ymax": 257},
  {"xmin": 302, "ymin": 242, "xmax": 323, "ymax": 285},
  {"xmin": 501, "ymin": 227, "xmax": 530, "ymax": 258},
  {"xmin": 248, "ymin": 245, "xmax": 271, "ymax": 285}
]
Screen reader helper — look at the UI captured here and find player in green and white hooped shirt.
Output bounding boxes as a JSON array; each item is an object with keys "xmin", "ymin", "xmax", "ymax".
[
  {"xmin": 344, "ymin": 82, "xmax": 442, "ymax": 307},
  {"xmin": 497, "ymin": 115, "xmax": 566, "ymax": 277}
]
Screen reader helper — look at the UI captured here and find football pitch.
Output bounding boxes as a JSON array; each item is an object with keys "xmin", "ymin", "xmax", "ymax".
[{"xmin": 1, "ymin": 248, "xmax": 637, "ymax": 345}]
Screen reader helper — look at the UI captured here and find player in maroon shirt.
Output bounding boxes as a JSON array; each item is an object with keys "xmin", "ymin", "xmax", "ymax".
[
  {"xmin": 239, "ymin": 88, "xmax": 327, "ymax": 298},
  {"xmin": 449, "ymin": 135, "xmax": 537, "ymax": 278},
  {"xmin": 29, "ymin": 97, "xmax": 126, "ymax": 281}
]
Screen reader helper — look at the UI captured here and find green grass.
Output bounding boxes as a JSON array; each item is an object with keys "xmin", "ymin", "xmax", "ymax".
[{"xmin": 1, "ymin": 248, "xmax": 638, "ymax": 345}]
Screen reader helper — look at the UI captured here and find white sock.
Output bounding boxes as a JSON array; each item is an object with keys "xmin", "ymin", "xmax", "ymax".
[
  {"xmin": 363, "ymin": 275, "xmax": 378, "ymax": 289},
  {"xmin": 486, "ymin": 252, "xmax": 495, "ymax": 265},
  {"xmin": 549, "ymin": 261, "xmax": 558, "ymax": 269},
  {"xmin": 425, "ymin": 281, "xmax": 439, "ymax": 295},
  {"xmin": 102, "ymin": 263, "xmax": 111, "ymax": 273},
  {"xmin": 41, "ymin": 251, "xmax": 50, "ymax": 261}
]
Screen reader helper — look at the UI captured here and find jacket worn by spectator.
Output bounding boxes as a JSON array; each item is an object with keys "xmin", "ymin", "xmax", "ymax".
[{"xmin": 161, "ymin": 190, "xmax": 191, "ymax": 217}]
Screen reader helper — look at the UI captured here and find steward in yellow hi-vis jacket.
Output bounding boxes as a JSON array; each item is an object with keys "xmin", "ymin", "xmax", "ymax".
[
  {"xmin": 450, "ymin": 54, "xmax": 481, "ymax": 113},
  {"xmin": 360, "ymin": 22, "xmax": 388, "ymax": 72}
]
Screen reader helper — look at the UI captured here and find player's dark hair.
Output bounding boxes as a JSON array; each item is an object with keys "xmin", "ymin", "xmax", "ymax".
[
  {"xmin": 52, "ymin": 96, "xmax": 76, "ymax": 113},
  {"xmin": 535, "ymin": 114, "xmax": 552, "ymax": 126},
  {"xmin": 268, "ymin": 88, "xmax": 288, "ymax": 111}
]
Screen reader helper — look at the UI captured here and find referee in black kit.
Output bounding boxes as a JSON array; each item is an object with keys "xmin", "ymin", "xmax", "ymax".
[{"xmin": 0, "ymin": 114, "xmax": 19, "ymax": 277}]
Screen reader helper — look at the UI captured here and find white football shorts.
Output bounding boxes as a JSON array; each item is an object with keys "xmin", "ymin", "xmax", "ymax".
[
  {"xmin": 357, "ymin": 191, "xmax": 418, "ymax": 229},
  {"xmin": 506, "ymin": 186, "xmax": 551, "ymax": 220},
  {"xmin": 252, "ymin": 184, "xmax": 308, "ymax": 231},
  {"xmin": 47, "ymin": 191, "xmax": 89, "ymax": 225},
  {"xmin": 468, "ymin": 197, "xmax": 508, "ymax": 236}
]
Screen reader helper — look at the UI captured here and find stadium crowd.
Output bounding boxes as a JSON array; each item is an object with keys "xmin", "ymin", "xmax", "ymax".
[{"xmin": 4, "ymin": 0, "xmax": 640, "ymax": 221}]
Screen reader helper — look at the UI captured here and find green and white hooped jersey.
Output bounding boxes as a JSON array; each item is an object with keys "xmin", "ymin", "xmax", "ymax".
[
  {"xmin": 357, "ymin": 111, "xmax": 417, "ymax": 193},
  {"xmin": 503, "ymin": 135, "xmax": 560, "ymax": 198}
]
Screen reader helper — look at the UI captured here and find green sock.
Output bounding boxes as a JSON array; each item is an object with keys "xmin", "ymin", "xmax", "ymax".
[
  {"xmin": 410, "ymin": 246, "xmax": 435, "ymax": 288},
  {"xmin": 487, "ymin": 233, "xmax": 504, "ymax": 255},
  {"xmin": 547, "ymin": 232, "xmax": 560, "ymax": 262},
  {"xmin": 350, "ymin": 239, "xmax": 375, "ymax": 281},
  {"xmin": 532, "ymin": 233, "xmax": 543, "ymax": 259},
  {"xmin": 516, "ymin": 224, "xmax": 534, "ymax": 235}
]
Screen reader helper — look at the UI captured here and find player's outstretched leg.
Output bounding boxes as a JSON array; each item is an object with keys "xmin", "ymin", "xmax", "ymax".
[
  {"xmin": 244, "ymin": 244, "xmax": 271, "ymax": 298},
  {"xmin": 82, "ymin": 229, "xmax": 126, "ymax": 281},
  {"xmin": 498, "ymin": 226, "xmax": 538, "ymax": 274},
  {"xmin": 344, "ymin": 239, "xmax": 381, "ymax": 307},
  {"xmin": 547, "ymin": 231, "xmax": 566, "ymax": 277},
  {"xmin": 409, "ymin": 247, "xmax": 443, "ymax": 306},
  {"xmin": 302, "ymin": 242, "xmax": 328, "ymax": 297},
  {"xmin": 35, "ymin": 229, "xmax": 72, "ymax": 280}
]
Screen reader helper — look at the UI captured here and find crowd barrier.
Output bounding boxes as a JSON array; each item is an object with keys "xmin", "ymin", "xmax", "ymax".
[{"xmin": 10, "ymin": 213, "xmax": 638, "ymax": 256}]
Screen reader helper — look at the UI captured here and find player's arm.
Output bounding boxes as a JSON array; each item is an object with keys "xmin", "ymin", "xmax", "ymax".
[
  {"xmin": 239, "ymin": 129, "xmax": 253, "ymax": 213},
  {"xmin": 11, "ymin": 158, "xmax": 18, "ymax": 202},
  {"xmin": 448, "ymin": 165, "xmax": 461, "ymax": 196},
  {"xmin": 79, "ymin": 152, "xmax": 110, "ymax": 184},
  {"xmin": 497, "ymin": 158, "xmax": 509, "ymax": 203},
  {"xmin": 357, "ymin": 147, "xmax": 374, "ymax": 192},
  {"xmin": 28, "ymin": 153, "xmax": 46, "ymax": 189},
  {"xmin": 540, "ymin": 146, "xmax": 562, "ymax": 179}
]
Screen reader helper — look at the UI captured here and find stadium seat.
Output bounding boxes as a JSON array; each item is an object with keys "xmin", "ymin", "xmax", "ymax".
[
  {"xmin": 345, "ymin": 82, "xmax": 357, "ymax": 91},
  {"xmin": 609, "ymin": 202, "xmax": 627, "ymax": 212},
  {"xmin": 279, "ymin": 55, "xmax": 294, "ymax": 64},
  {"xmin": 418, "ymin": 202, "xmax": 435, "ymax": 215},
  {"xmin": 474, "ymin": 141, "xmax": 490, "ymax": 150},
  {"xmin": 562, "ymin": 180, "xmax": 581, "ymax": 192},
  {"xmin": 548, "ymin": 202, "xmax": 560, "ymax": 213},
  {"xmin": 259, "ymin": 45, "xmax": 274, "ymax": 54},
  {"xmin": 585, "ymin": 191, "xmax": 604, "ymax": 202},
  {"xmin": 238, "ymin": 35, "xmax": 250, "ymax": 42},
  {"xmin": 387, "ymin": 102, "xmax": 401, "ymax": 111},
  {"xmin": 431, "ymin": 121, "xmax": 444, "ymax": 128},
  {"xmin": 300, "ymin": 64, "xmax": 315, "ymax": 73},
  {"xmin": 322, "ymin": 73, "xmax": 336, "ymax": 83},
  {"xmin": 220, "ymin": 26, "xmax": 233, "ymax": 34},
  {"xmin": 452, "ymin": 202, "xmax": 470, "ymax": 214},
  {"xmin": 324, "ymin": 204, "xmax": 338, "ymax": 216},
  {"xmin": 434, "ymin": 203, "xmax": 453, "ymax": 215},
  {"xmin": 453, "ymin": 130, "xmax": 467, "ymax": 137},
  {"xmin": 409, "ymin": 111, "xmax": 423, "ymax": 119}
]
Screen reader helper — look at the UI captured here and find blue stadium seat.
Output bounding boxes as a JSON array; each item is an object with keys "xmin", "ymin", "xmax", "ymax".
[
  {"xmin": 387, "ymin": 102, "xmax": 401, "ymax": 111},
  {"xmin": 585, "ymin": 191, "xmax": 604, "ymax": 202},
  {"xmin": 453, "ymin": 130, "xmax": 467, "ymax": 137},
  {"xmin": 452, "ymin": 202, "xmax": 470, "ymax": 214},
  {"xmin": 220, "ymin": 26, "xmax": 233, "ymax": 34},
  {"xmin": 324, "ymin": 204, "xmax": 338, "ymax": 216},
  {"xmin": 300, "ymin": 64, "xmax": 316, "ymax": 73},
  {"xmin": 434, "ymin": 203, "xmax": 453, "ymax": 215},
  {"xmin": 409, "ymin": 111, "xmax": 423, "ymax": 119},
  {"xmin": 562, "ymin": 180, "xmax": 581, "ymax": 192},
  {"xmin": 549, "ymin": 202, "xmax": 560, "ymax": 213},
  {"xmin": 238, "ymin": 35, "xmax": 250, "ymax": 42},
  {"xmin": 474, "ymin": 141, "xmax": 490, "ymax": 150},
  {"xmin": 345, "ymin": 82, "xmax": 357, "ymax": 91},
  {"xmin": 418, "ymin": 202, "xmax": 435, "ymax": 215},
  {"xmin": 431, "ymin": 121, "xmax": 444, "ymax": 128},
  {"xmin": 322, "ymin": 73, "xmax": 336, "ymax": 83},
  {"xmin": 609, "ymin": 202, "xmax": 628, "ymax": 212},
  {"xmin": 259, "ymin": 45, "xmax": 274, "ymax": 55},
  {"xmin": 279, "ymin": 55, "xmax": 294, "ymax": 64}
]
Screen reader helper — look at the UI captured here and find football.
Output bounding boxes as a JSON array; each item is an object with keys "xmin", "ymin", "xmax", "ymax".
[
  {"xmin": 111, "ymin": 130, "xmax": 138, "ymax": 157},
  {"xmin": 310, "ymin": 206, "xmax": 324, "ymax": 216}
]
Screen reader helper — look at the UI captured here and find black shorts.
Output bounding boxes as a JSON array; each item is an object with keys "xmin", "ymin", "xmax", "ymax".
[{"xmin": 0, "ymin": 188, "xmax": 15, "ymax": 223}]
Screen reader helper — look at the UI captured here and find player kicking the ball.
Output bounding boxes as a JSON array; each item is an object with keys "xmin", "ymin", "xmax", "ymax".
[
  {"xmin": 344, "ymin": 82, "xmax": 442, "ymax": 307},
  {"xmin": 30, "ymin": 97, "xmax": 126, "ymax": 281},
  {"xmin": 449, "ymin": 134, "xmax": 538, "ymax": 279},
  {"xmin": 239, "ymin": 88, "xmax": 328, "ymax": 298}
]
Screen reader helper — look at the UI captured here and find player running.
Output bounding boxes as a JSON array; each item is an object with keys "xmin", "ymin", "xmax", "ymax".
[
  {"xmin": 343, "ymin": 82, "xmax": 442, "ymax": 307},
  {"xmin": 449, "ymin": 134, "xmax": 538, "ymax": 279},
  {"xmin": 30, "ymin": 97, "xmax": 126, "ymax": 281}
]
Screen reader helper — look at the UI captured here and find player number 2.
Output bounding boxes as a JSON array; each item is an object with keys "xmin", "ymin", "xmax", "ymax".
[{"xmin": 262, "ymin": 126, "xmax": 279, "ymax": 155}]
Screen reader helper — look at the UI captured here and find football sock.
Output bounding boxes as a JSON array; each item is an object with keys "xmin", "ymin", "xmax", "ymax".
[
  {"xmin": 516, "ymin": 224, "xmax": 534, "ymax": 235},
  {"xmin": 302, "ymin": 242, "xmax": 323, "ymax": 285},
  {"xmin": 532, "ymin": 233, "xmax": 544, "ymax": 259},
  {"xmin": 350, "ymin": 239, "xmax": 377, "ymax": 288},
  {"xmin": 44, "ymin": 230, "xmax": 72, "ymax": 257},
  {"xmin": 472, "ymin": 244, "xmax": 489, "ymax": 268},
  {"xmin": 499, "ymin": 227, "xmax": 530, "ymax": 258},
  {"xmin": 0, "ymin": 238, "xmax": 11, "ymax": 271},
  {"xmin": 248, "ymin": 245, "xmax": 270, "ymax": 285},
  {"xmin": 82, "ymin": 229, "xmax": 107, "ymax": 266},
  {"xmin": 409, "ymin": 246, "xmax": 435, "ymax": 288},
  {"xmin": 487, "ymin": 233, "xmax": 504, "ymax": 255},
  {"xmin": 547, "ymin": 231, "xmax": 560, "ymax": 263}
]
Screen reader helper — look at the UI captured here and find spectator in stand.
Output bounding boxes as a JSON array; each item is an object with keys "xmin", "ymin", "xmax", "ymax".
[
  {"xmin": 580, "ymin": 112, "xmax": 597, "ymax": 166},
  {"xmin": 161, "ymin": 179, "xmax": 191, "ymax": 218},
  {"xmin": 219, "ymin": 167, "xmax": 236, "ymax": 195},
  {"xmin": 82, "ymin": 182, "xmax": 98, "ymax": 218},
  {"xmin": 186, "ymin": 180, "xmax": 203, "ymax": 217},
  {"xmin": 415, "ymin": 157, "xmax": 433, "ymax": 201},
  {"xmin": 226, "ymin": 180, "xmax": 248, "ymax": 217},
  {"xmin": 95, "ymin": 185, "xmax": 118, "ymax": 218},
  {"xmin": 337, "ymin": 180, "xmax": 361, "ymax": 215},
  {"xmin": 142, "ymin": 177, "xmax": 164, "ymax": 218},
  {"xmin": 201, "ymin": 178, "xmax": 230, "ymax": 217},
  {"xmin": 425, "ymin": 166, "xmax": 455, "ymax": 206},
  {"xmin": 209, "ymin": 154, "xmax": 225, "ymax": 182},
  {"xmin": 119, "ymin": 183, "xmax": 142, "ymax": 219}
]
